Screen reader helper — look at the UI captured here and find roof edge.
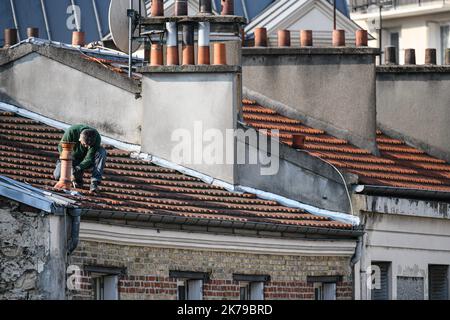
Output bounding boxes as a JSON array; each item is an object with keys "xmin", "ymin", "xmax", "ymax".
[{"xmin": 355, "ymin": 184, "xmax": 450, "ymax": 202}]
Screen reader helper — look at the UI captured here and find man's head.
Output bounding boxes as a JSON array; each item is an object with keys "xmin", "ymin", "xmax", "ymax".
[{"xmin": 79, "ymin": 129, "xmax": 97, "ymax": 148}]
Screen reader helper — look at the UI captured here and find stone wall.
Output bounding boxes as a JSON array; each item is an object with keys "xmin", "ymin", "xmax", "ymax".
[
  {"xmin": 0, "ymin": 198, "xmax": 50, "ymax": 299},
  {"xmin": 68, "ymin": 240, "xmax": 353, "ymax": 300}
]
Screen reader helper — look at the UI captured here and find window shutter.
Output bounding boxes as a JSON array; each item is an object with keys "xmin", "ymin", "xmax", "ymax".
[
  {"xmin": 323, "ymin": 283, "xmax": 336, "ymax": 300},
  {"xmin": 429, "ymin": 265, "xmax": 449, "ymax": 300},
  {"xmin": 250, "ymin": 282, "xmax": 264, "ymax": 300},
  {"xmin": 103, "ymin": 275, "xmax": 119, "ymax": 300},
  {"xmin": 188, "ymin": 279, "xmax": 203, "ymax": 300},
  {"xmin": 372, "ymin": 262, "xmax": 390, "ymax": 300}
]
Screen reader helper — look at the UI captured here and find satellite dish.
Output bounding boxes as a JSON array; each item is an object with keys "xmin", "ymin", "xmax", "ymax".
[{"xmin": 109, "ymin": 0, "xmax": 147, "ymax": 54}]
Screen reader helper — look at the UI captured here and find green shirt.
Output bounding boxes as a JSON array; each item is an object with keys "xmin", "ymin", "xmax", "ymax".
[{"xmin": 58, "ymin": 124, "xmax": 101, "ymax": 170}]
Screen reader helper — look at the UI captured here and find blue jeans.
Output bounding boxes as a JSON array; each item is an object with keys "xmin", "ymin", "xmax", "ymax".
[{"xmin": 54, "ymin": 147, "xmax": 107, "ymax": 184}]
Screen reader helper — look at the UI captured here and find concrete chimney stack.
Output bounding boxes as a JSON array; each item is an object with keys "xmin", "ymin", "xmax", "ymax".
[
  {"xmin": 55, "ymin": 142, "xmax": 75, "ymax": 190},
  {"xmin": 300, "ymin": 30, "xmax": 313, "ymax": 47}
]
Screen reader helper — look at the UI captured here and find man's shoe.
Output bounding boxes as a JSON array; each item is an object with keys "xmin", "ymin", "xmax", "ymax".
[{"xmin": 90, "ymin": 181, "xmax": 99, "ymax": 193}]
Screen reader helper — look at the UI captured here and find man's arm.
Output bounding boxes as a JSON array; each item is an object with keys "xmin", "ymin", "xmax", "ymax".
[
  {"xmin": 58, "ymin": 127, "xmax": 76, "ymax": 153},
  {"xmin": 77, "ymin": 131, "xmax": 101, "ymax": 170}
]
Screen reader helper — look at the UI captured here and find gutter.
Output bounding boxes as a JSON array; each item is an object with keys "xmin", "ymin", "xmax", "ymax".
[{"xmin": 354, "ymin": 184, "xmax": 450, "ymax": 201}]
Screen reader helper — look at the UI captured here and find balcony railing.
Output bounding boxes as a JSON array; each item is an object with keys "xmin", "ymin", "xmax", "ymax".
[{"xmin": 350, "ymin": 0, "xmax": 449, "ymax": 13}]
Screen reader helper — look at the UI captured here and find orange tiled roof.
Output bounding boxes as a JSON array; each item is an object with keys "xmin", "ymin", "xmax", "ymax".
[
  {"xmin": 0, "ymin": 111, "xmax": 352, "ymax": 230},
  {"xmin": 242, "ymin": 100, "xmax": 450, "ymax": 193}
]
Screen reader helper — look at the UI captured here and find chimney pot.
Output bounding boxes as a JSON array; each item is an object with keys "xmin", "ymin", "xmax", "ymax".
[
  {"xmin": 166, "ymin": 22, "xmax": 179, "ymax": 65},
  {"xmin": 278, "ymin": 30, "xmax": 291, "ymax": 47},
  {"xmin": 144, "ymin": 44, "xmax": 151, "ymax": 63},
  {"xmin": 241, "ymin": 29, "xmax": 246, "ymax": 47},
  {"xmin": 198, "ymin": 22, "xmax": 211, "ymax": 65},
  {"xmin": 4, "ymin": 28, "xmax": 18, "ymax": 47},
  {"xmin": 175, "ymin": 0, "xmax": 188, "ymax": 16},
  {"xmin": 151, "ymin": 0, "xmax": 164, "ymax": 16},
  {"xmin": 151, "ymin": 44, "xmax": 163, "ymax": 66},
  {"xmin": 404, "ymin": 48, "xmax": 416, "ymax": 65},
  {"xmin": 27, "ymin": 27, "xmax": 39, "ymax": 38},
  {"xmin": 300, "ymin": 30, "xmax": 313, "ymax": 47},
  {"xmin": 254, "ymin": 27, "xmax": 268, "ymax": 47},
  {"xmin": 55, "ymin": 142, "xmax": 76, "ymax": 190},
  {"xmin": 72, "ymin": 31, "xmax": 85, "ymax": 46},
  {"xmin": 182, "ymin": 24, "xmax": 195, "ymax": 65},
  {"xmin": 221, "ymin": 0, "xmax": 234, "ymax": 15},
  {"xmin": 355, "ymin": 29, "xmax": 368, "ymax": 47},
  {"xmin": 384, "ymin": 46, "xmax": 397, "ymax": 65},
  {"xmin": 292, "ymin": 135, "xmax": 305, "ymax": 149},
  {"xmin": 445, "ymin": 48, "xmax": 450, "ymax": 65},
  {"xmin": 332, "ymin": 30, "xmax": 345, "ymax": 47},
  {"xmin": 213, "ymin": 43, "xmax": 227, "ymax": 65},
  {"xmin": 425, "ymin": 48, "xmax": 437, "ymax": 65},
  {"xmin": 199, "ymin": 0, "xmax": 212, "ymax": 14}
]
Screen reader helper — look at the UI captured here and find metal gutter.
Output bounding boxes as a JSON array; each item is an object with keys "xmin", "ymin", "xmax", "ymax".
[
  {"xmin": 354, "ymin": 184, "xmax": 450, "ymax": 201},
  {"xmin": 82, "ymin": 209, "xmax": 364, "ymax": 238}
]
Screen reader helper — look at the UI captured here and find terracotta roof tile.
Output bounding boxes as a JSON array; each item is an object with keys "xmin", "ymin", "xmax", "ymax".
[
  {"xmin": 242, "ymin": 101, "xmax": 450, "ymax": 193},
  {"xmin": 0, "ymin": 112, "xmax": 351, "ymax": 230}
]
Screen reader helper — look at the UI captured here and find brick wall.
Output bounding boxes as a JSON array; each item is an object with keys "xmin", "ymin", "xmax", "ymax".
[{"xmin": 68, "ymin": 240, "xmax": 353, "ymax": 300}]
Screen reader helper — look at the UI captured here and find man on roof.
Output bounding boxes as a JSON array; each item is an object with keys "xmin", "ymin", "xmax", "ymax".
[{"xmin": 53, "ymin": 124, "xmax": 107, "ymax": 193}]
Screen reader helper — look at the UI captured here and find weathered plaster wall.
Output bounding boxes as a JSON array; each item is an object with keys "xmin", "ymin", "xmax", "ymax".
[
  {"xmin": 377, "ymin": 67, "xmax": 450, "ymax": 163},
  {"xmin": 0, "ymin": 197, "xmax": 67, "ymax": 300},
  {"xmin": 242, "ymin": 47, "xmax": 379, "ymax": 155},
  {"xmin": 0, "ymin": 51, "xmax": 143, "ymax": 144}
]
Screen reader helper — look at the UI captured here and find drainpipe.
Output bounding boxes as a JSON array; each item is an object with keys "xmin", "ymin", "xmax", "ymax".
[
  {"xmin": 67, "ymin": 208, "xmax": 82, "ymax": 254},
  {"xmin": 350, "ymin": 235, "xmax": 363, "ymax": 300}
]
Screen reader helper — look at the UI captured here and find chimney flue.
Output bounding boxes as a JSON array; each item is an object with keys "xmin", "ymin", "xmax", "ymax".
[
  {"xmin": 151, "ymin": 0, "xmax": 164, "ymax": 16},
  {"xmin": 213, "ymin": 43, "xmax": 227, "ymax": 65},
  {"xmin": 292, "ymin": 135, "xmax": 305, "ymax": 149},
  {"xmin": 55, "ymin": 142, "xmax": 76, "ymax": 190},
  {"xmin": 384, "ymin": 46, "xmax": 397, "ymax": 65},
  {"xmin": 182, "ymin": 24, "xmax": 195, "ymax": 65},
  {"xmin": 198, "ymin": 22, "xmax": 211, "ymax": 65},
  {"xmin": 404, "ymin": 49, "xmax": 416, "ymax": 65},
  {"xmin": 254, "ymin": 27, "xmax": 267, "ymax": 47},
  {"xmin": 332, "ymin": 30, "xmax": 345, "ymax": 47},
  {"xmin": 151, "ymin": 44, "xmax": 163, "ymax": 66},
  {"xmin": 425, "ymin": 48, "xmax": 437, "ymax": 65},
  {"xmin": 4, "ymin": 28, "xmax": 18, "ymax": 47},
  {"xmin": 300, "ymin": 30, "xmax": 313, "ymax": 47},
  {"xmin": 199, "ymin": 0, "xmax": 212, "ymax": 14},
  {"xmin": 175, "ymin": 0, "xmax": 188, "ymax": 16},
  {"xmin": 166, "ymin": 22, "xmax": 179, "ymax": 65},
  {"xmin": 355, "ymin": 30, "xmax": 368, "ymax": 47},
  {"xmin": 27, "ymin": 27, "xmax": 39, "ymax": 38},
  {"xmin": 278, "ymin": 30, "xmax": 291, "ymax": 47},
  {"xmin": 221, "ymin": 0, "xmax": 234, "ymax": 15},
  {"xmin": 72, "ymin": 31, "xmax": 85, "ymax": 46},
  {"xmin": 446, "ymin": 48, "xmax": 450, "ymax": 65}
]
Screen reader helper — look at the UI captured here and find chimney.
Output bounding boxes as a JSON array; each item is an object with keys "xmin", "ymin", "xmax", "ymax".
[
  {"xmin": 213, "ymin": 43, "xmax": 227, "ymax": 65},
  {"xmin": 151, "ymin": 44, "xmax": 163, "ymax": 66},
  {"xmin": 404, "ymin": 49, "xmax": 416, "ymax": 65},
  {"xmin": 221, "ymin": 0, "xmax": 234, "ymax": 15},
  {"xmin": 278, "ymin": 30, "xmax": 291, "ymax": 47},
  {"xmin": 27, "ymin": 27, "xmax": 39, "ymax": 38},
  {"xmin": 72, "ymin": 31, "xmax": 85, "ymax": 46},
  {"xmin": 55, "ymin": 142, "xmax": 76, "ymax": 190},
  {"xmin": 182, "ymin": 24, "xmax": 195, "ymax": 65},
  {"xmin": 446, "ymin": 48, "xmax": 450, "ymax": 65},
  {"xmin": 355, "ymin": 30, "xmax": 368, "ymax": 47},
  {"xmin": 300, "ymin": 30, "xmax": 313, "ymax": 47},
  {"xmin": 384, "ymin": 46, "xmax": 397, "ymax": 65},
  {"xmin": 292, "ymin": 134, "xmax": 305, "ymax": 149},
  {"xmin": 199, "ymin": 0, "xmax": 212, "ymax": 14},
  {"xmin": 424, "ymin": 48, "xmax": 436, "ymax": 65},
  {"xmin": 175, "ymin": 0, "xmax": 188, "ymax": 16},
  {"xmin": 3, "ymin": 29, "xmax": 18, "ymax": 47},
  {"xmin": 151, "ymin": 0, "xmax": 164, "ymax": 16},
  {"xmin": 166, "ymin": 22, "xmax": 179, "ymax": 65},
  {"xmin": 198, "ymin": 22, "xmax": 211, "ymax": 65},
  {"xmin": 332, "ymin": 30, "xmax": 345, "ymax": 47},
  {"xmin": 254, "ymin": 27, "xmax": 267, "ymax": 47}
]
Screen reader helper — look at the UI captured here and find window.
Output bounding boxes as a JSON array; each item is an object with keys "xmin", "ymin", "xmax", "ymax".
[
  {"xmin": 85, "ymin": 266, "xmax": 125, "ymax": 301},
  {"xmin": 307, "ymin": 275, "xmax": 341, "ymax": 300},
  {"xmin": 441, "ymin": 25, "xmax": 450, "ymax": 64},
  {"xmin": 170, "ymin": 271, "xmax": 209, "ymax": 301},
  {"xmin": 233, "ymin": 274, "xmax": 270, "ymax": 300},
  {"xmin": 371, "ymin": 261, "xmax": 391, "ymax": 300},
  {"xmin": 429, "ymin": 265, "xmax": 449, "ymax": 300}
]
